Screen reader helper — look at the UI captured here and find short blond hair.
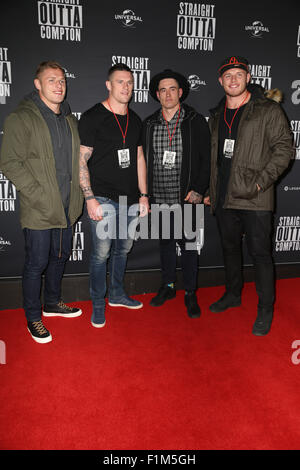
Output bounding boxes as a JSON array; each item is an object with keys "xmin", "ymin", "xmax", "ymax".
[{"xmin": 35, "ymin": 61, "xmax": 65, "ymax": 79}]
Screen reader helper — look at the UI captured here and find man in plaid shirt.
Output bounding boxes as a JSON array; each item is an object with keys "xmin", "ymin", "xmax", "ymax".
[
  {"xmin": 142, "ymin": 69, "xmax": 210, "ymax": 318},
  {"xmin": 152, "ymin": 104, "xmax": 184, "ymax": 204}
]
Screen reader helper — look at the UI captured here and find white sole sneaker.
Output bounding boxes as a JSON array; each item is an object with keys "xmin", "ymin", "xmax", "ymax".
[
  {"xmin": 91, "ymin": 320, "xmax": 106, "ymax": 328},
  {"xmin": 43, "ymin": 309, "xmax": 82, "ymax": 318},
  {"xmin": 108, "ymin": 302, "xmax": 143, "ymax": 309},
  {"xmin": 27, "ymin": 327, "xmax": 52, "ymax": 344}
]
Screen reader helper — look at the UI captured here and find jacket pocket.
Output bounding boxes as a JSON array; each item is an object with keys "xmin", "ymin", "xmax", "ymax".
[
  {"xmin": 231, "ymin": 167, "xmax": 259, "ymax": 200},
  {"xmin": 23, "ymin": 182, "xmax": 47, "ymax": 208}
]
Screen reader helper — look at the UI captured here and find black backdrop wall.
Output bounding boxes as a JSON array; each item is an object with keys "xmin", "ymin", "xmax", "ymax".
[{"xmin": 0, "ymin": 0, "xmax": 300, "ymax": 282}]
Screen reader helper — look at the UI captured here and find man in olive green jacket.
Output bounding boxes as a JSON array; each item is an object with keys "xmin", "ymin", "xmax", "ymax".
[
  {"xmin": 0, "ymin": 61, "xmax": 84, "ymax": 344},
  {"xmin": 205, "ymin": 56, "xmax": 293, "ymax": 336}
]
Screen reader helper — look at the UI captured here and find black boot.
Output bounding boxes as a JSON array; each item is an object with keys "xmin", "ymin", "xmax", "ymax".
[
  {"xmin": 252, "ymin": 308, "xmax": 273, "ymax": 336},
  {"xmin": 209, "ymin": 291, "xmax": 241, "ymax": 313},
  {"xmin": 150, "ymin": 284, "xmax": 176, "ymax": 307},
  {"xmin": 185, "ymin": 291, "xmax": 201, "ymax": 318}
]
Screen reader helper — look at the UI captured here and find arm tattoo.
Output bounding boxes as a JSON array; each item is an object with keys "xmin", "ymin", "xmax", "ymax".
[
  {"xmin": 79, "ymin": 146, "xmax": 94, "ymax": 199},
  {"xmin": 189, "ymin": 191, "xmax": 203, "ymax": 204}
]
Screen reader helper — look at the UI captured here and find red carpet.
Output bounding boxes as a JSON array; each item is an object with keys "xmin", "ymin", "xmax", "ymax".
[{"xmin": 1, "ymin": 278, "xmax": 300, "ymax": 450}]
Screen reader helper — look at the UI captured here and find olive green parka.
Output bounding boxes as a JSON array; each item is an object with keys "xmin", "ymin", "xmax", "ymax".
[{"xmin": 0, "ymin": 97, "xmax": 83, "ymax": 229}]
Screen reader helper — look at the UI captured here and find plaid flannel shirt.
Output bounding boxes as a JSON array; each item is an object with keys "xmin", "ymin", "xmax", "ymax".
[{"xmin": 152, "ymin": 107, "xmax": 185, "ymax": 204}]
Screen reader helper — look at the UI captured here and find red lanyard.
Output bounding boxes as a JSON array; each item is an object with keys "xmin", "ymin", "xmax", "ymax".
[
  {"xmin": 107, "ymin": 100, "xmax": 129, "ymax": 146},
  {"xmin": 224, "ymin": 92, "xmax": 249, "ymax": 136},
  {"xmin": 162, "ymin": 103, "xmax": 181, "ymax": 148}
]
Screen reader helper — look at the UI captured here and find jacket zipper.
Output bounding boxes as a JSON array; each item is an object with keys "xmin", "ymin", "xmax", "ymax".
[
  {"xmin": 223, "ymin": 103, "xmax": 251, "ymax": 208},
  {"xmin": 55, "ymin": 115, "xmax": 62, "ymax": 148},
  {"xmin": 183, "ymin": 113, "xmax": 195, "ymax": 199}
]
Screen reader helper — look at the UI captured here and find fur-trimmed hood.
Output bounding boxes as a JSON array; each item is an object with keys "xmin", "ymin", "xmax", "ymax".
[
  {"xmin": 264, "ymin": 88, "xmax": 283, "ymax": 103},
  {"xmin": 247, "ymin": 83, "xmax": 283, "ymax": 103}
]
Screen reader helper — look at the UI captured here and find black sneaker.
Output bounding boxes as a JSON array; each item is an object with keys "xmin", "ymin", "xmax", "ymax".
[
  {"xmin": 252, "ymin": 308, "xmax": 273, "ymax": 336},
  {"xmin": 150, "ymin": 284, "xmax": 176, "ymax": 307},
  {"xmin": 185, "ymin": 291, "xmax": 201, "ymax": 318},
  {"xmin": 27, "ymin": 320, "xmax": 52, "ymax": 344},
  {"xmin": 209, "ymin": 292, "xmax": 241, "ymax": 313},
  {"xmin": 43, "ymin": 301, "xmax": 82, "ymax": 318}
]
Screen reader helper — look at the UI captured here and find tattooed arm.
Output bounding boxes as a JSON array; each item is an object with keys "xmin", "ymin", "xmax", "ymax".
[
  {"xmin": 184, "ymin": 190, "xmax": 203, "ymax": 204},
  {"xmin": 79, "ymin": 145, "xmax": 103, "ymax": 220}
]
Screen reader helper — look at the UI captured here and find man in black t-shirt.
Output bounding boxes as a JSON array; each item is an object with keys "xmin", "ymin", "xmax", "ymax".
[
  {"xmin": 78, "ymin": 63, "xmax": 149, "ymax": 328},
  {"xmin": 205, "ymin": 56, "xmax": 293, "ymax": 336}
]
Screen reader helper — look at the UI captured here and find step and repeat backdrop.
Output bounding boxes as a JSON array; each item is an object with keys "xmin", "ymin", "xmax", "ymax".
[{"xmin": 0, "ymin": 0, "xmax": 299, "ymax": 278}]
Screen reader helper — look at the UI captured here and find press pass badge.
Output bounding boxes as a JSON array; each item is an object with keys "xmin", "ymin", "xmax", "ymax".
[
  {"xmin": 223, "ymin": 139, "xmax": 235, "ymax": 158},
  {"xmin": 118, "ymin": 148, "xmax": 130, "ymax": 168},
  {"xmin": 163, "ymin": 150, "xmax": 176, "ymax": 169}
]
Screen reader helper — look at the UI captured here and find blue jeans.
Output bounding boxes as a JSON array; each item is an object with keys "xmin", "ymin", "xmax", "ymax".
[
  {"xmin": 89, "ymin": 197, "xmax": 138, "ymax": 309},
  {"xmin": 22, "ymin": 222, "xmax": 73, "ymax": 322}
]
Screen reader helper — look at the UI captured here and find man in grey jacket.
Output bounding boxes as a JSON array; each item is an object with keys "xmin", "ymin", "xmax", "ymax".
[
  {"xmin": 205, "ymin": 56, "xmax": 293, "ymax": 336},
  {"xmin": 0, "ymin": 61, "xmax": 84, "ymax": 343}
]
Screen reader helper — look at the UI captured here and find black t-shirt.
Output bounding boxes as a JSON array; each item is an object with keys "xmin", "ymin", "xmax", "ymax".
[
  {"xmin": 217, "ymin": 102, "xmax": 247, "ymax": 207},
  {"xmin": 78, "ymin": 103, "xmax": 142, "ymax": 205}
]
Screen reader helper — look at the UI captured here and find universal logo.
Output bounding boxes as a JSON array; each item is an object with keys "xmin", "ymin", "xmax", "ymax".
[
  {"xmin": 245, "ymin": 20, "xmax": 270, "ymax": 38},
  {"xmin": 64, "ymin": 68, "xmax": 76, "ymax": 80},
  {"xmin": 188, "ymin": 75, "xmax": 206, "ymax": 90},
  {"xmin": 115, "ymin": 9, "xmax": 143, "ymax": 28},
  {"xmin": 0, "ymin": 236, "xmax": 11, "ymax": 252}
]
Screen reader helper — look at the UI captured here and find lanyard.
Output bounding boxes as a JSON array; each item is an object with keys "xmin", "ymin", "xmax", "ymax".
[
  {"xmin": 107, "ymin": 100, "xmax": 129, "ymax": 146},
  {"xmin": 224, "ymin": 91, "xmax": 249, "ymax": 136},
  {"xmin": 162, "ymin": 104, "xmax": 181, "ymax": 148}
]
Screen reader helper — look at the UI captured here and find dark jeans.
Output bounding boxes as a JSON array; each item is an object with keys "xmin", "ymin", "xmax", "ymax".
[
  {"xmin": 157, "ymin": 205, "xmax": 199, "ymax": 292},
  {"xmin": 215, "ymin": 207, "xmax": 274, "ymax": 310},
  {"xmin": 22, "ymin": 223, "xmax": 73, "ymax": 322}
]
